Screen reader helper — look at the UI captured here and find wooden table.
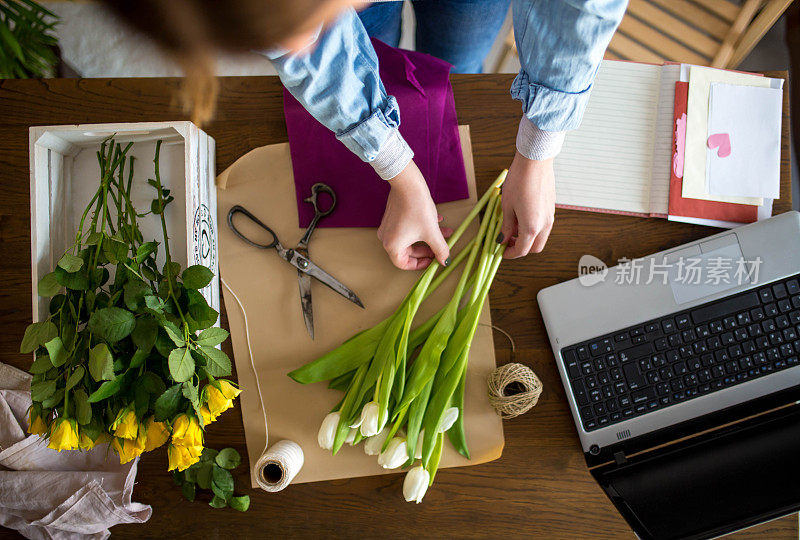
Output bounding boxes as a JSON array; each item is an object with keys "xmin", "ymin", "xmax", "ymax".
[{"xmin": 0, "ymin": 73, "xmax": 795, "ymax": 539}]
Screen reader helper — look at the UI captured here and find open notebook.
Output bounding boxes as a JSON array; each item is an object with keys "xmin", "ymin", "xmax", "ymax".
[{"xmin": 553, "ymin": 60, "xmax": 680, "ymax": 218}]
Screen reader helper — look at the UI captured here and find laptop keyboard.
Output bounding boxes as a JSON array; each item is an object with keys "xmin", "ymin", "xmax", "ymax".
[{"xmin": 562, "ymin": 274, "xmax": 800, "ymax": 432}]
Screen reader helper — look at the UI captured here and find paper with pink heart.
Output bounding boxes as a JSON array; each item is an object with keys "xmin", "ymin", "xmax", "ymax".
[{"xmin": 707, "ymin": 133, "xmax": 731, "ymax": 158}]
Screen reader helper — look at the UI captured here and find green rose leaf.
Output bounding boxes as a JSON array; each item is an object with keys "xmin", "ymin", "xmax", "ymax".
[
  {"xmin": 84, "ymin": 232, "xmax": 102, "ymax": 245},
  {"xmin": 208, "ymin": 496, "xmax": 227, "ymax": 509},
  {"xmin": 73, "ymin": 388, "xmax": 92, "ymax": 425},
  {"xmin": 196, "ymin": 327, "xmax": 229, "ymax": 348},
  {"xmin": 57, "ymin": 252, "xmax": 84, "ymax": 273},
  {"xmin": 211, "ymin": 465, "xmax": 234, "ymax": 501},
  {"xmin": 37, "ymin": 272, "xmax": 62, "ymax": 297},
  {"xmin": 20, "ymin": 321, "xmax": 58, "ymax": 354},
  {"xmin": 199, "ymin": 346, "xmax": 231, "ymax": 378},
  {"xmin": 132, "ymin": 317, "xmax": 158, "ymax": 352},
  {"xmin": 200, "ymin": 447, "xmax": 219, "ymax": 463},
  {"xmin": 181, "ymin": 481, "xmax": 196, "ymax": 502},
  {"xmin": 65, "ymin": 366, "xmax": 85, "ymax": 390},
  {"xmin": 124, "ymin": 280, "xmax": 151, "ymax": 311},
  {"xmin": 102, "ymin": 237, "xmax": 128, "ymax": 264},
  {"xmin": 54, "ymin": 266, "xmax": 89, "ymax": 291},
  {"xmin": 88, "ymin": 343, "xmax": 115, "ymax": 381},
  {"xmin": 168, "ymin": 347, "xmax": 194, "ymax": 383},
  {"xmin": 44, "ymin": 337, "xmax": 69, "ymax": 367},
  {"xmin": 87, "ymin": 376, "xmax": 123, "ymax": 402},
  {"xmin": 154, "ymin": 383, "xmax": 183, "ymax": 421},
  {"xmin": 182, "ymin": 380, "xmax": 202, "ymax": 418},
  {"xmin": 214, "ymin": 448, "xmax": 241, "ymax": 470},
  {"xmin": 130, "ymin": 349, "xmax": 149, "ymax": 369},
  {"xmin": 162, "ymin": 321, "xmax": 185, "ymax": 347},
  {"xmin": 42, "ymin": 388, "xmax": 64, "ymax": 408},
  {"xmin": 135, "ymin": 241, "xmax": 158, "ymax": 264},
  {"xmin": 30, "ymin": 380, "xmax": 56, "ymax": 402},
  {"xmin": 182, "ymin": 265, "xmax": 214, "ymax": 290},
  {"xmin": 29, "ymin": 354, "xmax": 53, "ymax": 374},
  {"xmin": 228, "ymin": 495, "xmax": 250, "ymax": 512},
  {"xmin": 196, "ymin": 462, "xmax": 213, "ymax": 490},
  {"xmin": 88, "ymin": 307, "xmax": 136, "ymax": 342},
  {"xmin": 186, "ymin": 289, "xmax": 218, "ymax": 329}
]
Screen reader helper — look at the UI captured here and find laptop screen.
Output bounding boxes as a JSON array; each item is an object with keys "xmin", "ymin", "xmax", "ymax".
[{"xmin": 595, "ymin": 406, "xmax": 800, "ymax": 539}]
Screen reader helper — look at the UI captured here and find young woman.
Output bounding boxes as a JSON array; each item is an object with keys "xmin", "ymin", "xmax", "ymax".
[{"xmin": 105, "ymin": 0, "xmax": 626, "ymax": 270}]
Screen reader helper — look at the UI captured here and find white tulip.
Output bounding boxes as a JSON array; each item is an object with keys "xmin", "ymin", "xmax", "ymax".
[
  {"xmin": 363, "ymin": 427, "xmax": 390, "ymax": 456},
  {"xmin": 355, "ymin": 401, "xmax": 382, "ymax": 437},
  {"xmin": 414, "ymin": 430, "xmax": 424, "ymax": 459},
  {"xmin": 377, "ymin": 437, "xmax": 408, "ymax": 469},
  {"xmin": 345, "ymin": 427, "xmax": 357, "ymax": 445},
  {"xmin": 438, "ymin": 407, "xmax": 459, "ymax": 433},
  {"xmin": 317, "ymin": 412, "xmax": 340, "ymax": 451},
  {"xmin": 403, "ymin": 465, "xmax": 430, "ymax": 504}
]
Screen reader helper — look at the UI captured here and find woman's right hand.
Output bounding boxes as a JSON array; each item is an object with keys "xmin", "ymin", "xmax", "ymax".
[{"xmin": 377, "ymin": 160, "xmax": 452, "ymax": 271}]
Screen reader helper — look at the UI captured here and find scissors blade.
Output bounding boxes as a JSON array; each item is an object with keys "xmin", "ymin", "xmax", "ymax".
[
  {"xmin": 297, "ymin": 270, "xmax": 315, "ymax": 339},
  {"xmin": 304, "ymin": 260, "xmax": 365, "ymax": 309}
]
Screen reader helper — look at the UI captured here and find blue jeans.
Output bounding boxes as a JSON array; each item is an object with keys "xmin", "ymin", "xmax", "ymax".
[{"xmin": 357, "ymin": 0, "xmax": 511, "ymax": 74}]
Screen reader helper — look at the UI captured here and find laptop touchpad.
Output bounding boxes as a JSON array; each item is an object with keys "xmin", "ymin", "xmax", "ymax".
[{"xmin": 667, "ymin": 235, "xmax": 750, "ymax": 304}]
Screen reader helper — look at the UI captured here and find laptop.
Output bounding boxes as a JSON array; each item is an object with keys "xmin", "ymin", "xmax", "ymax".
[{"xmin": 538, "ymin": 211, "xmax": 800, "ymax": 540}]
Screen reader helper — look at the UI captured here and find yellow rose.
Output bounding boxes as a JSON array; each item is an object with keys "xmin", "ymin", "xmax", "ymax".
[
  {"xmin": 171, "ymin": 414, "xmax": 203, "ymax": 447},
  {"xmin": 48, "ymin": 418, "xmax": 79, "ymax": 452},
  {"xmin": 143, "ymin": 416, "xmax": 170, "ymax": 452},
  {"xmin": 198, "ymin": 405, "xmax": 217, "ymax": 426},
  {"xmin": 111, "ymin": 409, "xmax": 139, "ymax": 440},
  {"xmin": 203, "ymin": 380, "xmax": 241, "ymax": 417},
  {"xmin": 79, "ymin": 432, "xmax": 96, "ymax": 450},
  {"xmin": 167, "ymin": 443, "xmax": 203, "ymax": 471},
  {"xmin": 27, "ymin": 408, "xmax": 48, "ymax": 436},
  {"xmin": 112, "ymin": 432, "xmax": 146, "ymax": 464}
]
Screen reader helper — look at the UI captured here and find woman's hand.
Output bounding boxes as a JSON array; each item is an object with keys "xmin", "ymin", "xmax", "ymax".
[
  {"xmin": 378, "ymin": 160, "xmax": 452, "ymax": 270},
  {"xmin": 499, "ymin": 151, "xmax": 556, "ymax": 258}
]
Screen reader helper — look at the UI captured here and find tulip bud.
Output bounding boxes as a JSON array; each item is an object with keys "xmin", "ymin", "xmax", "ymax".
[
  {"xmin": 414, "ymin": 430, "xmax": 424, "ymax": 460},
  {"xmin": 377, "ymin": 437, "xmax": 408, "ymax": 469},
  {"xmin": 363, "ymin": 427, "xmax": 390, "ymax": 456},
  {"xmin": 438, "ymin": 407, "xmax": 459, "ymax": 433},
  {"xmin": 403, "ymin": 465, "xmax": 430, "ymax": 504},
  {"xmin": 345, "ymin": 427, "xmax": 357, "ymax": 445},
  {"xmin": 317, "ymin": 412, "xmax": 340, "ymax": 451},
  {"xmin": 355, "ymin": 401, "xmax": 382, "ymax": 437}
]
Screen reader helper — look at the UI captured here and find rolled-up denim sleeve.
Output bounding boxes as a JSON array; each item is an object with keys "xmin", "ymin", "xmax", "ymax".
[
  {"xmin": 261, "ymin": 8, "xmax": 412, "ymax": 180},
  {"xmin": 511, "ymin": 0, "xmax": 626, "ymax": 159}
]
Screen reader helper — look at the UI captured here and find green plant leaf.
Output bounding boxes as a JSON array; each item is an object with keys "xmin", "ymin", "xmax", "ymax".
[
  {"xmin": 162, "ymin": 321, "xmax": 185, "ymax": 347},
  {"xmin": 88, "ymin": 344, "xmax": 114, "ymax": 381},
  {"xmin": 182, "ymin": 265, "xmax": 214, "ymax": 290},
  {"xmin": 74, "ymin": 388, "xmax": 92, "ymax": 425},
  {"xmin": 42, "ymin": 388, "xmax": 64, "ymax": 408},
  {"xmin": 57, "ymin": 252, "xmax": 83, "ymax": 273},
  {"xmin": 87, "ymin": 376, "xmax": 123, "ymax": 402},
  {"xmin": 229, "ymin": 495, "xmax": 250, "ymax": 512},
  {"xmin": 131, "ymin": 317, "xmax": 158, "ymax": 352},
  {"xmin": 28, "ymin": 353, "xmax": 53, "ymax": 374},
  {"xmin": 129, "ymin": 348, "xmax": 149, "ymax": 369},
  {"xmin": 154, "ymin": 383, "xmax": 182, "ymax": 421},
  {"xmin": 208, "ymin": 496, "xmax": 227, "ymax": 509},
  {"xmin": 65, "ymin": 366, "xmax": 84, "ymax": 390},
  {"xmin": 44, "ymin": 336, "xmax": 68, "ymax": 367},
  {"xmin": 37, "ymin": 272, "xmax": 61, "ymax": 297},
  {"xmin": 214, "ymin": 448, "xmax": 241, "ymax": 470},
  {"xmin": 139, "ymin": 371, "xmax": 166, "ymax": 394},
  {"xmin": 196, "ymin": 462, "xmax": 213, "ymax": 489},
  {"xmin": 168, "ymin": 347, "xmax": 194, "ymax": 382},
  {"xmin": 84, "ymin": 232, "xmax": 102, "ymax": 245},
  {"xmin": 181, "ymin": 481, "xmax": 196, "ymax": 502},
  {"xmin": 135, "ymin": 241, "xmax": 158, "ymax": 264},
  {"xmin": 54, "ymin": 266, "xmax": 89, "ymax": 290},
  {"xmin": 199, "ymin": 346, "xmax": 231, "ymax": 377},
  {"xmin": 211, "ymin": 465, "xmax": 234, "ymax": 501},
  {"xmin": 88, "ymin": 307, "xmax": 136, "ymax": 342},
  {"xmin": 200, "ymin": 447, "xmax": 219, "ymax": 463},
  {"xmin": 182, "ymin": 381, "xmax": 202, "ymax": 419},
  {"xmin": 20, "ymin": 321, "xmax": 58, "ymax": 354},
  {"xmin": 196, "ymin": 327, "xmax": 229, "ymax": 348},
  {"xmin": 124, "ymin": 280, "xmax": 151, "ymax": 310},
  {"xmin": 102, "ymin": 237, "xmax": 128, "ymax": 264},
  {"xmin": 30, "ymin": 380, "xmax": 56, "ymax": 402}
]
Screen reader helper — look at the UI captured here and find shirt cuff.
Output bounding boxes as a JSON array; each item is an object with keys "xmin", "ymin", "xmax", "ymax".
[
  {"xmin": 510, "ymin": 69, "xmax": 594, "ymax": 132},
  {"xmin": 335, "ymin": 95, "xmax": 404, "ymax": 163},
  {"xmin": 370, "ymin": 129, "xmax": 414, "ymax": 180},
  {"xmin": 515, "ymin": 116, "xmax": 565, "ymax": 161}
]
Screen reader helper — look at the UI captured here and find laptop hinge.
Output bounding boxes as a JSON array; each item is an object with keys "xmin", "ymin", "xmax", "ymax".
[{"xmin": 613, "ymin": 450, "xmax": 627, "ymax": 466}]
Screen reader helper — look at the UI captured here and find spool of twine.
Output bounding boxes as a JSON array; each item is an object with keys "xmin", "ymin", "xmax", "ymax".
[
  {"xmin": 254, "ymin": 439, "xmax": 305, "ymax": 492},
  {"xmin": 487, "ymin": 363, "xmax": 543, "ymax": 419}
]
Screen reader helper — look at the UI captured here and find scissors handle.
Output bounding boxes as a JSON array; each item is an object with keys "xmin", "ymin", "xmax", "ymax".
[
  {"xmin": 227, "ymin": 205, "xmax": 279, "ymax": 249},
  {"xmin": 298, "ymin": 183, "xmax": 337, "ymax": 250}
]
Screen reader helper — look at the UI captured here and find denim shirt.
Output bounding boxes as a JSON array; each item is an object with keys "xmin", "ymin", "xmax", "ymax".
[{"xmin": 263, "ymin": 1, "xmax": 626, "ymax": 179}]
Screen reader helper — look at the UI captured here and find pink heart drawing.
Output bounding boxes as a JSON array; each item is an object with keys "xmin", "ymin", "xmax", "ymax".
[{"xmin": 707, "ymin": 133, "xmax": 731, "ymax": 158}]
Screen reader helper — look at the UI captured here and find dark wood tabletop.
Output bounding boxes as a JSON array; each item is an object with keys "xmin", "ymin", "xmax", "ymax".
[{"xmin": 0, "ymin": 73, "xmax": 795, "ymax": 539}]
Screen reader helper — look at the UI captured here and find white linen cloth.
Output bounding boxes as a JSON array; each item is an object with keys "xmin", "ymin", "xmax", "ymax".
[{"xmin": 0, "ymin": 362, "xmax": 151, "ymax": 539}]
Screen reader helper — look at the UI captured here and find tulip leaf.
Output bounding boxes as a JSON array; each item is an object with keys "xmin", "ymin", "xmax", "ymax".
[
  {"xmin": 181, "ymin": 481, "xmax": 196, "ymax": 502},
  {"xmin": 88, "ymin": 307, "xmax": 136, "ymax": 342},
  {"xmin": 214, "ymin": 448, "xmax": 241, "ymax": 470},
  {"xmin": 209, "ymin": 496, "xmax": 227, "ymax": 509},
  {"xmin": 57, "ymin": 252, "xmax": 83, "ymax": 273},
  {"xmin": 37, "ymin": 272, "xmax": 61, "ymax": 297},
  {"xmin": 154, "ymin": 383, "xmax": 183, "ymax": 421},
  {"xmin": 20, "ymin": 321, "xmax": 58, "ymax": 354},
  {"xmin": 88, "ymin": 344, "xmax": 114, "ymax": 381},
  {"xmin": 229, "ymin": 495, "xmax": 250, "ymax": 512},
  {"xmin": 65, "ymin": 366, "xmax": 85, "ymax": 390},
  {"xmin": 168, "ymin": 347, "xmax": 194, "ymax": 382},
  {"xmin": 30, "ymin": 380, "xmax": 55, "ymax": 402},
  {"xmin": 211, "ymin": 465, "xmax": 234, "ymax": 501},
  {"xmin": 181, "ymin": 264, "xmax": 214, "ymax": 289},
  {"xmin": 45, "ymin": 336, "xmax": 69, "ymax": 367},
  {"xmin": 74, "ymin": 388, "xmax": 92, "ymax": 425},
  {"xmin": 198, "ymin": 346, "xmax": 231, "ymax": 377},
  {"xmin": 196, "ymin": 327, "xmax": 229, "ymax": 348},
  {"xmin": 87, "ymin": 376, "xmax": 123, "ymax": 402}
]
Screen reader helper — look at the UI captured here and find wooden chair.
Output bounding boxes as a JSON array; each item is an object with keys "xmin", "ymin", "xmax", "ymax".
[{"xmin": 492, "ymin": 0, "xmax": 794, "ymax": 71}]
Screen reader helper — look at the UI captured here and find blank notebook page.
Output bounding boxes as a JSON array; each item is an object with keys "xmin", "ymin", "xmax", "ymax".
[{"xmin": 553, "ymin": 61, "xmax": 663, "ymax": 215}]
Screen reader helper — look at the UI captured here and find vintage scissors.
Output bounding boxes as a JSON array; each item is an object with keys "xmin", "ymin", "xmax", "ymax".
[{"xmin": 227, "ymin": 183, "xmax": 363, "ymax": 339}]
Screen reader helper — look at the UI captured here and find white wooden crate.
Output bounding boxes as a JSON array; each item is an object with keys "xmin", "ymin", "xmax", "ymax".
[{"xmin": 29, "ymin": 121, "xmax": 218, "ymax": 324}]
